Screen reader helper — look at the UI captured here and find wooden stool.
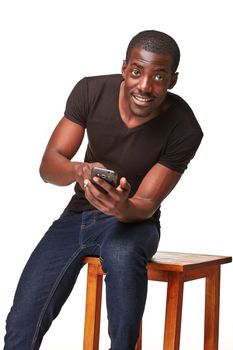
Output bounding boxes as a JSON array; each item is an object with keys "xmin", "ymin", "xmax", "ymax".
[{"xmin": 82, "ymin": 252, "xmax": 232, "ymax": 350}]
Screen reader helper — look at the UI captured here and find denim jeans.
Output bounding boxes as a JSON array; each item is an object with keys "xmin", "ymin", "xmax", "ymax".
[{"xmin": 4, "ymin": 209, "xmax": 160, "ymax": 350}]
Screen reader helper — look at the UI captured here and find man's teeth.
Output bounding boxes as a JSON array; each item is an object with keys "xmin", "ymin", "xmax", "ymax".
[{"xmin": 134, "ymin": 95, "xmax": 152, "ymax": 102}]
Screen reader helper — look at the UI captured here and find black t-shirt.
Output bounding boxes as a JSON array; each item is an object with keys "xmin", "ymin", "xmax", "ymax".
[{"xmin": 64, "ymin": 74, "xmax": 203, "ymax": 220}]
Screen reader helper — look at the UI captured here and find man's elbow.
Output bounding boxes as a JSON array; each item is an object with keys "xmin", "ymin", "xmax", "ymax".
[{"xmin": 39, "ymin": 161, "xmax": 49, "ymax": 183}]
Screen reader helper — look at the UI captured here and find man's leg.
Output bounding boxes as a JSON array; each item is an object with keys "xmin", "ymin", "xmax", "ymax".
[
  {"xmin": 4, "ymin": 211, "xmax": 87, "ymax": 350},
  {"xmin": 100, "ymin": 218, "xmax": 160, "ymax": 350}
]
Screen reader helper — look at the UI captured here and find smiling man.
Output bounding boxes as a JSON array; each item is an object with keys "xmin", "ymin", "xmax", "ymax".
[{"xmin": 4, "ymin": 30, "xmax": 203, "ymax": 350}]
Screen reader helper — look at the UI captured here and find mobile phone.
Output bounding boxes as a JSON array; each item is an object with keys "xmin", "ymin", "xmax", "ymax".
[{"xmin": 91, "ymin": 167, "xmax": 118, "ymax": 187}]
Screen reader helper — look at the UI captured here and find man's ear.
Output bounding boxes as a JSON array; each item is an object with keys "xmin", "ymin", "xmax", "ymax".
[
  {"xmin": 169, "ymin": 72, "xmax": 179, "ymax": 89},
  {"xmin": 121, "ymin": 60, "xmax": 127, "ymax": 79}
]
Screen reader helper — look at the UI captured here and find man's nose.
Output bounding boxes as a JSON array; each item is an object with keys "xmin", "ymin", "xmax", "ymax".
[{"xmin": 137, "ymin": 76, "xmax": 153, "ymax": 94}]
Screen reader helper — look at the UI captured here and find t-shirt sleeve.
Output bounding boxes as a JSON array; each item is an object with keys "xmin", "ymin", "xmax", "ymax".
[
  {"xmin": 158, "ymin": 126, "xmax": 203, "ymax": 174},
  {"xmin": 64, "ymin": 77, "xmax": 89, "ymax": 128}
]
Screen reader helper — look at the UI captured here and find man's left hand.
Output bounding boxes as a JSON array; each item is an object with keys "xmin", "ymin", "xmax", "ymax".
[{"xmin": 84, "ymin": 176, "xmax": 131, "ymax": 217}]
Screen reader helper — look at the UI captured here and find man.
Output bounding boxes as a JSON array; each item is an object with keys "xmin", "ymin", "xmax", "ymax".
[{"xmin": 4, "ymin": 30, "xmax": 203, "ymax": 350}]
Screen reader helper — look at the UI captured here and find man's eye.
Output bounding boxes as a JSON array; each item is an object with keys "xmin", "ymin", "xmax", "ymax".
[
  {"xmin": 131, "ymin": 69, "xmax": 140, "ymax": 77},
  {"xmin": 154, "ymin": 74, "xmax": 163, "ymax": 81}
]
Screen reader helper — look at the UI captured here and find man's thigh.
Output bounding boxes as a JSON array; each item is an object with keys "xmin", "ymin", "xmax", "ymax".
[{"xmin": 99, "ymin": 217, "xmax": 160, "ymax": 266}]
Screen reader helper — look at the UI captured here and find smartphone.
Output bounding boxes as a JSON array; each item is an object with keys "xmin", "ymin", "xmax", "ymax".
[{"xmin": 91, "ymin": 167, "xmax": 118, "ymax": 187}]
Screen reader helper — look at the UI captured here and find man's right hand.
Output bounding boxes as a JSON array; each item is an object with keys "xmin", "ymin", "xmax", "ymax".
[{"xmin": 75, "ymin": 162, "xmax": 106, "ymax": 191}]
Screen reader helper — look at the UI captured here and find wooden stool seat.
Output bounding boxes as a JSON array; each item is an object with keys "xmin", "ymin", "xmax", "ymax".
[{"xmin": 82, "ymin": 251, "xmax": 232, "ymax": 350}]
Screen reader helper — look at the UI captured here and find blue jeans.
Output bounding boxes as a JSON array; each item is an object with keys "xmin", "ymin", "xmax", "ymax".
[{"xmin": 4, "ymin": 210, "xmax": 160, "ymax": 350}]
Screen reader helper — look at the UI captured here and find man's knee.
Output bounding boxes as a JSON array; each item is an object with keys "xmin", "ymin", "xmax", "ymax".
[{"xmin": 101, "ymin": 239, "xmax": 146, "ymax": 273}]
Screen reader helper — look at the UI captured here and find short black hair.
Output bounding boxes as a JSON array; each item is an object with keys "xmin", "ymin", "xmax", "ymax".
[{"xmin": 126, "ymin": 30, "xmax": 180, "ymax": 72}]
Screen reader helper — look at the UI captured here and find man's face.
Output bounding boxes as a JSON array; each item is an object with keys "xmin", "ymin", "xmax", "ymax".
[{"xmin": 121, "ymin": 46, "xmax": 178, "ymax": 119}]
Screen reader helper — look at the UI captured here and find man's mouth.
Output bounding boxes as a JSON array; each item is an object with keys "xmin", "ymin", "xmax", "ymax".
[{"xmin": 132, "ymin": 94, "xmax": 154, "ymax": 105}]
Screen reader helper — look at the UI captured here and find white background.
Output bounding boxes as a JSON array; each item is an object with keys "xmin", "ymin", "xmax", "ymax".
[{"xmin": 0, "ymin": 0, "xmax": 232, "ymax": 349}]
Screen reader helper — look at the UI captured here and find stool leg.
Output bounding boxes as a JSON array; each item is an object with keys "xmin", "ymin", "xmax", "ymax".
[
  {"xmin": 163, "ymin": 273, "xmax": 184, "ymax": 350},
  {"xmin": 204, "ymin": 265, "xmax": 220, "ymax": 350},
  {"xmin": 134, "ymin": 321, "xmax": 142, "ymax": 350},
  {"xmin": 83, "ymin": 263, "xmax": 103, "ymax": 350}
]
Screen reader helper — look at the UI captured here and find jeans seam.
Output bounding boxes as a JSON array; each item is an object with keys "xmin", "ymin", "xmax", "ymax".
[
  {"xmin": 30, "ymin": 247, "xmax": 84, "ymax": 350},
  {"xmin": 79, "ymin": 211, "xmax": 100, "ymax": 248}
]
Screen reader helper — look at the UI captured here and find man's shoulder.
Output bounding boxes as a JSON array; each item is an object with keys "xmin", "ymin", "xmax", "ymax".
[
  {"xmin": 84, "ymin": 74, "xmax": 122, "ymax": 85},
  {"xmin": 74, "ymin": 74, "xmax": 122, "ymax": 98},
  {"xmin": 167, "ymin": 92, "xmax": 203, "ymax": 135},
  {"xmin": 168, "ymin": 92, "xmax": 198, "ymax": 122},
  {"xmin": 168, "ymin": 92, "xmax": 193, "ymax": 111}
]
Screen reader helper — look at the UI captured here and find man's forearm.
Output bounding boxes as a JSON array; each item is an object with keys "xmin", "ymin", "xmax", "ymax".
[
  {"xmin": 39, "ymin": 152, "xmax": 83, "ymax": 186},
  {"xmin": 116, "ymin": 196, "xmax": 158, "ymax": 223}
]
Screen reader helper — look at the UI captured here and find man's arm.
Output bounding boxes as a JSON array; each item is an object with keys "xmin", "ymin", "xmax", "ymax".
[
  {"xmin": 118, "ymin": 163, "xmax": 182, "ymax": 222},
  {"xmin": 84, "ymin": 163, "xmax": 182, "ymax": 222},
  {"xmin": 39, "ymin": 117, "xmax": 104, "ymax": 187}
]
